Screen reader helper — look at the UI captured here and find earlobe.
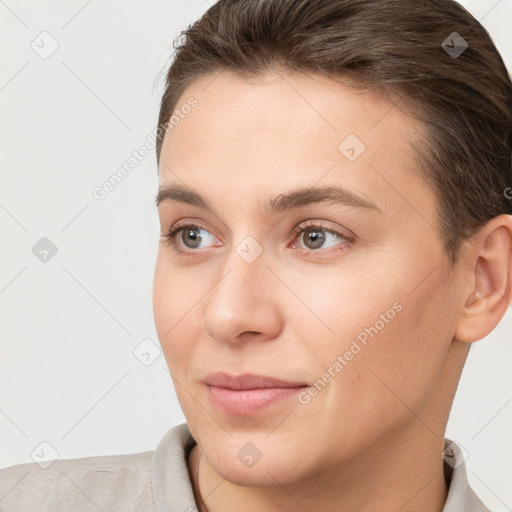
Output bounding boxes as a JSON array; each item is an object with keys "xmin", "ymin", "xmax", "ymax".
[{"xmin": 454, "ymin": 215, "xmax": 512, "ymax": 344}]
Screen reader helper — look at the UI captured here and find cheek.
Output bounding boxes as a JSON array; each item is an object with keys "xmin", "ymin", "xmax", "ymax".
[
  {"xmin": 294, "ymin": 265, "xmax": 402, "ymax": 359},
  {"xmin": 152, "ymin": 259, "xmax": 173, "ymax": 339},
  {"xmin": 298, "ymin": 262, "xmax": 452, "ymax": 420},
  {"xmin": 152, "ymin": 255, "xmax": 202, "ymax": 368}
]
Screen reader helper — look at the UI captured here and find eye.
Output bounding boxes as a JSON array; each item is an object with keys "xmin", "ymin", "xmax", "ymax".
[
  {"xmin": 290, "ymin": 220, "xmax": 353, "ymax": 253},
  {"xmin": 160, "ymin": 222, "xmax": 218, "ymax": 255},
  {"xmin": 160, "ymin": 219, "xmax": 354, "ymax": 258}
]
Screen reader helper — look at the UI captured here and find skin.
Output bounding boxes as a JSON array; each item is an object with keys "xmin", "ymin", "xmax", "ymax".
[{"xmin": 153, "ymin": 70, "xmax": 512, "ymax": 512}]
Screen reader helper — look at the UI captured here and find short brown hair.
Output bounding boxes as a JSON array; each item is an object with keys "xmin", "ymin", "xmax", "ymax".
[{"xmin": 156, "ymin": 0, "xmax": 512, "ymax": 264}]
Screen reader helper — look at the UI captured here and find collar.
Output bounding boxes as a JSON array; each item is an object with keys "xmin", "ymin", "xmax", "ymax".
[
  {"xmin": 150, "ymin": 423, "xmax": 490, "ymax": 512},
  {"xmin": 441, "ymin": 439, "xmax": 490, "ymax": 511},
  {"xmin": 151, "ymin": 423, "xmax": 198, "ymax": 511}
]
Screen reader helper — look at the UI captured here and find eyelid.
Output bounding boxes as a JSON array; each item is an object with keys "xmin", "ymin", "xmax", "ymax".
[{"xmin": 290, "ymin": 219, "xmax": 353, "ymax": 240}]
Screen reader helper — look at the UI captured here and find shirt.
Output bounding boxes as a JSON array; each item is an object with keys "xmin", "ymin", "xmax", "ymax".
[{"xmin": 0, "ymin": 422, "xmax": 492, "ymax": 511}]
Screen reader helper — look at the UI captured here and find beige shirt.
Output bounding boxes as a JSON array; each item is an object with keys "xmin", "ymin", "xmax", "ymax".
[{"xmin": 0, "ymin": 422, "xmax": 492, "ymax": 511}]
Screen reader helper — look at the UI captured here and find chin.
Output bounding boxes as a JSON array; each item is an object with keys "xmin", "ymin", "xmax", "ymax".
[
  {"xmin": 211, "ymin": 456, "xmax": 301, "ymax": 487},
  {"xmin": 202, "ymin": 435, "xmax": 315, "ymax": 488}
]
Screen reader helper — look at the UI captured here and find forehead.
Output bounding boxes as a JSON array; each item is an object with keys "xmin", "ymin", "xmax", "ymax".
[
  {"xmin": 163, "ymin": 71, "xmax": 411, "ymax": 156},
  {"xmin": 159, "ymin": 70, "xmax": 435, "ymax": 225}
]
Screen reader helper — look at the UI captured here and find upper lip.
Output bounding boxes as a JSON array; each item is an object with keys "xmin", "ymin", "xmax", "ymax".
[{"xmin": 203, "ymin": 372, "xmax": 308, "ymax": 390}]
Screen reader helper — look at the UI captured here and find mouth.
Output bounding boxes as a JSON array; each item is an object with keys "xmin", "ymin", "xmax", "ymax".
[{"xmin": 203, "ymin": 372, "xmax": 309, "ymax": 416}]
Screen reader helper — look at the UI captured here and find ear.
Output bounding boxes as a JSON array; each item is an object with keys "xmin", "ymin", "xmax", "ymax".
[{"xmin": 454, "ymin": 214, "xmax": 512, "ymax": 343}]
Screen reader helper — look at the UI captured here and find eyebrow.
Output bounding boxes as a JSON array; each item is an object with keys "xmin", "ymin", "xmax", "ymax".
[{"xmin": 155, "ymin": 183, "xmax": 382, "ymax": 215}]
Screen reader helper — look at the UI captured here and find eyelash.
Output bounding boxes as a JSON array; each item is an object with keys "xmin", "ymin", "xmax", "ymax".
[{"xmin": 160, "ymin": 219, "xmax": 354, "ymax": 258}]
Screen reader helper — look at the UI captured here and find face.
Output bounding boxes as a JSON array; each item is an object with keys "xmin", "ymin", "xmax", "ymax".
[{"xmin": 153, "ymin": 70, "xmax": 466, "ymax": 486}]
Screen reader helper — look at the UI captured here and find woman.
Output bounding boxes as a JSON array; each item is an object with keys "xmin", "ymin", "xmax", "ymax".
[{"xmin": 1, "ymin": 0, "xmax": 511, "ymax": 510}]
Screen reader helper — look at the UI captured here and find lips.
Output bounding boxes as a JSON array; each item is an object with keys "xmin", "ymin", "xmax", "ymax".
[
  {"xmin": 203, "ymin": 372, "xmax": 309, "ymax": 416},
  {"xmin": 202, "ymin": 372, "xmax": 308, "ymax": 390}
]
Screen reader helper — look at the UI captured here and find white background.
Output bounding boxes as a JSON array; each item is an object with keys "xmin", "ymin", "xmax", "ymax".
[{"xmin": 0, "ymin": 1, "xmax": 511, "ymax": 510}]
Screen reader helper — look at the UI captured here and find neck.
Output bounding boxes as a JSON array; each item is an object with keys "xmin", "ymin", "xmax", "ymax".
[{"xmin": 188, "ymin": 425, "xmax": 449, "ymax": 512}]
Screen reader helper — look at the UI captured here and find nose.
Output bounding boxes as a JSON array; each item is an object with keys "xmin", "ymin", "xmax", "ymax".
[{"xmin": 202, "ymin": 245, "xmax": 283, "ymax": 345}]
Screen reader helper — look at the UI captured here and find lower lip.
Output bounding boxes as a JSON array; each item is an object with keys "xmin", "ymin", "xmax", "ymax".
[{"xmin": 206, "ymin": 385, "xmax": 306, "ymax": 416}]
